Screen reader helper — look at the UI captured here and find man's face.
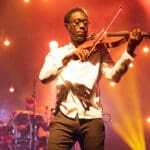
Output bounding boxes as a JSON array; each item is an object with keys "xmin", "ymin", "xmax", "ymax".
[{"xmin": 66, "ymin": 11, "xmax": 89, "ymax": 45}]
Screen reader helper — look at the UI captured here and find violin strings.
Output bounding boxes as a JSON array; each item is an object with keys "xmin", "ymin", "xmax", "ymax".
[{"xmin": 89, "ymin": 7, "xmax": 123, "ymax": 54}]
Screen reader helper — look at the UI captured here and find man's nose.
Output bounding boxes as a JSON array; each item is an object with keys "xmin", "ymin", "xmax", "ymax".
[{"xmin": 79, "ymin": 22, "xmax": 87, "ymax": 29}]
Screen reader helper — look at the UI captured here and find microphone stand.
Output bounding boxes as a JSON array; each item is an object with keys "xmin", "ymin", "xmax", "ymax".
[{"xmin": 31, "ymin": 80, "xmax": 37, "ymax": 150}]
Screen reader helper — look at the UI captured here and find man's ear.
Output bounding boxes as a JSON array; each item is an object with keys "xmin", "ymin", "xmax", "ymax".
[{"xmin": 65, "ymin": 23, "xmax": 69, "ymax": 30}]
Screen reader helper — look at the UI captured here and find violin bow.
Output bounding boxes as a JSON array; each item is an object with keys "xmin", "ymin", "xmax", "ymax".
[
  {"xmin": 89, "ymin": 7, "xmax": 123, "ymax": 54},
  {"xmin": 89, "ymin": 7, "xmax": 150, "ymax": 52}
]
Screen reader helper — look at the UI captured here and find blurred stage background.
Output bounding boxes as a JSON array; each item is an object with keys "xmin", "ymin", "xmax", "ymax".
[{"xmin": 0, "ymin": 0, "xmax": 150, "ymax": 149}]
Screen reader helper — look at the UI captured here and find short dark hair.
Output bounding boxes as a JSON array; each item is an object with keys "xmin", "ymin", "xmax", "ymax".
[{"xmin": 64, "ymin": 7, "xmax": 88, "ymax": 24}]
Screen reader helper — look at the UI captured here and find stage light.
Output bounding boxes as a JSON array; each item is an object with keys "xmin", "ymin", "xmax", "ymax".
[
  {"xmin": 24, "ymin": 0, "xmax": 30, "ymax": 3},
  {"xmin": 3, "ymin": 39, "xmax": 10, "ymax": 46},
  {"xmin": 49, "ymin": 40, "xmax": 59, "ymax": 49},
  {"xmin": 104, "ymin": 68, "xmax": 146, "ymax": 150},
  {"xmin": 9, "ymin": 85, "xmax": 15, "ymax": 93},
  {"xmin": 142, "ymin": 46, "xmax": 149, "ymax": 53},
  {"xmin": 146, "ymin": 117, "xmax": 150, "ymax": 123},
  {"xmin": 110, "ymin": 81, "xmax": 116, "ymax": 87},
  {"xmin": 129, "ymin": 63, "xmax": 134, "ymax": 68}
]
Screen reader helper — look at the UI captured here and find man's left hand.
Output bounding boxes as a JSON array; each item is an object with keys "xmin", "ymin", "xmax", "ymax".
[{"xmin": 127, "ymin": 28, "xmax": 143, "ymax": 56}]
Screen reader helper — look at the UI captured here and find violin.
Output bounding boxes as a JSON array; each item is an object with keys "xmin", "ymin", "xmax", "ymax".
[
  {"xmin": 61, "ymin": 30, "xmax": 150, "ymax": 66},
  {"xmin": 63, "ymin": 7, "xmax": 150, "ymax": 65},
  {"xmin": 78, "ymin": 6, "xmax": 150, "ymax": 54},
  {"xmin": 78, "ymin": 30, "xmax": 150, "ymax": 54}
]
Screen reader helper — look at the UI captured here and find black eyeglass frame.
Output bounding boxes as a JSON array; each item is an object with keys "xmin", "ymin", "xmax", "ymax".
[{"xmin": 69, "ymin": 19, "xmax": 90, "ymax": 26}]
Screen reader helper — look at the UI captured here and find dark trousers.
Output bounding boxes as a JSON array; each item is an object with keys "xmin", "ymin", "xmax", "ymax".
[{"xmin": 47, "ymin": 111, "xmax": 105, "ymax": 150}]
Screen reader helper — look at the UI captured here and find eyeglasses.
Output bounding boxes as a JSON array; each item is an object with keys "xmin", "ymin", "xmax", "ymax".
[{"xmin": 69, "ymin": 19, "xmax": 90, "ymax": 26}]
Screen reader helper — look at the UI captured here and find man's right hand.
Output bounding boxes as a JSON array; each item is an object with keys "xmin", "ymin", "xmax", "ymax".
[{"xmin": 62, "ymin": 48, "xmax": 90, "ymax": 65}]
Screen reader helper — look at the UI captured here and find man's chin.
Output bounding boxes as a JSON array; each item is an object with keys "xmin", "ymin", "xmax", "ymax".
[{"xmin": 76, "ymin": 35, "xmax": 86, "ymax": 42}]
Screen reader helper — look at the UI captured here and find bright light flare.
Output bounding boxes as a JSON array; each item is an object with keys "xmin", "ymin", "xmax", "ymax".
[
  {"xmin": 24, "ymin": 0, "xmax": 30, "ymax": 3},
  {"xmin": 3, "ymin": 39, "xmax": 10, "ymax": 46},
  {"xmin": 49, "ymin": 40, "xmax": 59, "ymax": 49},
  {"xmin": 129, "ymin": 63, "xmax": 134, "ymax": 68},
  {"xmin": 142, "ymin": 46, "xmax": 149, "ymax": 53},
  {"xmin": 146, "ymin": 117, "xmax": 150, "ymax": 123},
  {"xmin": 110, "ymin": 81, "xmax": 116, "ymax": 87},
  {"xmin": 9, "ymin": 85, "xmax": 15, "ymax": 93},
  {"xmin": 104, "ymin": 68, "xmax": 146, "ymax": 150}
]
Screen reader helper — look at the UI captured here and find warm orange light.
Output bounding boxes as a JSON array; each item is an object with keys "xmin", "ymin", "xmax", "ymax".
[
  {"xmin": 142, "ymin": 46, "xmax": 149, "ymax": 53},
  {"xmin": 146, "ymin": 117, "xmax": 150, "ymax": 123},
  {"xmin": 24, "ymin": 0, "xmax": 30, "ymax": 3},
  {"xmin": 129, "ymin": 63, "xmax": 134, "ymax": 68},
  {"xmin": 104, "ymin": 68, "xmax": 146, "ymax": 150},
  {"xmin": 3, "ymin": 39, "xmax": 10, "ymax": 46},
  {"xmin": 110, "ymin": 81, "xmax": 116, "ymax": 87}
]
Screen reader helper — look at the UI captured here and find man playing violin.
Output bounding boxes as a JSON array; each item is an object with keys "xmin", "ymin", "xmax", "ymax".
[{"xmin": 39, "ymin": 7, "xmax": 143, "ymax": 150}]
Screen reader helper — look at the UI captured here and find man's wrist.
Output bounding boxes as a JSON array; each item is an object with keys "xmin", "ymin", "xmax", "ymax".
[{"xmin": 127, "ymin": 45, "xmax": 136, "ymax": 57}]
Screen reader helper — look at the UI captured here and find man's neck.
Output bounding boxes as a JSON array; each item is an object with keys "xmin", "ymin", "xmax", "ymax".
[{"xmin": 71, "ymin": 39, "xmax": 86, "ymax": 47}]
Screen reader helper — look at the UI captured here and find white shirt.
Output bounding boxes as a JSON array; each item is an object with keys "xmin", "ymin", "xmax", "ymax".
[{"xmin": 39, "ymin": 43, "xmax": 133, "ymax": 119}]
